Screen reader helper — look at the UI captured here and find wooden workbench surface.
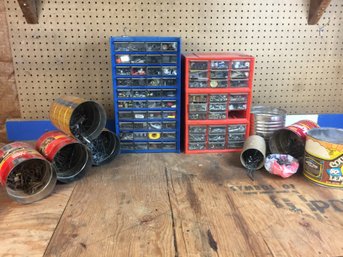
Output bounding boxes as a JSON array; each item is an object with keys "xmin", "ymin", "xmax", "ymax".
[{"xmin": 1, "ymin": 153, "xmax": 343, "ymax": 257}]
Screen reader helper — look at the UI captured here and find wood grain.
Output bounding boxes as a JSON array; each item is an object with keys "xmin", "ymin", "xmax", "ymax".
[
  {"xmin": 2, "ymin": 153, "xmax": 343, "ymax": 256},
  {"xmin": 0, "ymin": 0, "xmax": 20, "ymax": 142},
  {"xmin": 308, "ymin": 0, "xmax": 332, "ymax": 25},
  {"xmin": 17, "ymin": 0, "xmax": 38, "ymax": 24},
  {"xmin": 162, "ymin": 153, "xmax": 343, "ymax": 257},
  {"xmin": 44, "ymin": 154, "xmax": 174, "ymax": 257},
  {"xmin": 0, "ymin": 183, "xmax": 75, "ymax": 257}
]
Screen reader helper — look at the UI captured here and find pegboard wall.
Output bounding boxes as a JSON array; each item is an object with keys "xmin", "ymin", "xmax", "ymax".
[{"xmin": 4, "ymin": 0, "xmax": 343, "ymax": 119}]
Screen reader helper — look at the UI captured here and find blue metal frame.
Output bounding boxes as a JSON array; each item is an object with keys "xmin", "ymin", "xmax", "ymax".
[{"xmin": 110, "ymin": 36, "xmax": 181, "ymax": 153}]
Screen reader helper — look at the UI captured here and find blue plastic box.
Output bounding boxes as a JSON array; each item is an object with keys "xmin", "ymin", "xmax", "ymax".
[{"xmin": 110, "ymin": 36, "xmax": 181, "ymax": 153}]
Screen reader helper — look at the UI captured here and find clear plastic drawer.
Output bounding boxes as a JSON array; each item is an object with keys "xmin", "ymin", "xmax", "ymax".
[
  {"xmin": 208, "ymin": 112, "xmax": 226, "ymax": 120},
  {"xmin": 228, "ymin": 125, "xmax": 246, "ymax": 133},
  {"xmin": 189, "ymin": 80, "xmax": 208, "ymax": 88},
  {"xmin": 189, "ymin": 126, "xmax": 207, "ymax": 133},
  {"xmin": 161, "ymin": 42, "xmax": 177, "ymax": 51},
  {"xmin": 190, "ymin": 61, "xmax": 208, "ymax": 70},
  {"xmin": 209, "ymin": 79, "xmax": 228, "ymax": 88},
  {"xmin": 211, "ymin": 61, "xmax": 229, "ymax": 70},
  {"xmin": 232, "ymin": 60, "xmax": 250, "ymax": 70},
  {"xmin": 118, "ymin": 111, "xmax": 133, "ymax": 119},
  {"xmin": 208, "ymin": 126, "xmax": 226, "ymax": 134},
  {"xmin": 189, "ymin": 143, "xmax": 206, "ymax": 150},
  {"xmin": 146, "ymin": 42, "xmax": 161, "ymax": 51}
]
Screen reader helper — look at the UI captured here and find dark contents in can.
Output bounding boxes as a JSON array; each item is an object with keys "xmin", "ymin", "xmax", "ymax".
[
  {"xmin": 53, "ymin": 143, "xmax": 89, "ymax": 179},
  {"xmin": 70, "ymin": 101, "xmax": 105, "ymax": 139},
  {"xmin": 6, "ymin": 159, "xmax": 50, "ymax": 195},
  {"xmin": 241, "ymin": 149, "xmax": 264, "ymax": 180},
  {"xmin": 270, "ymin": 130, "xmax": 304, "ymax": 158},
  {"xmin": 84, "ymin": 130, "xmax": 120, "ymax": 166}
]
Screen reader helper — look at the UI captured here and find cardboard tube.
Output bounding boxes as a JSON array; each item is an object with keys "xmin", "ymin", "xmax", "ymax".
[{"xmin": 240, "ymin": 135, "xmax": 266, "ymax": 170}]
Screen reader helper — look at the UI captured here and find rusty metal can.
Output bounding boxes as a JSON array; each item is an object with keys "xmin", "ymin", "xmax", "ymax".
[
  {"xmin": 36, "ymin": 131, "xmax": 90, "ymax": 183},
  {"xmin": 81, "ymin": 129, "xmax": 120, "ymax": 166},
  {"xmin": 50, "ymin": 95, "xmax": 106, "ymax": 140},
  {"xmin": 304, "ymin": 128, "xmax": 343, "ymax": 187},
  {"xmin": 0, "ymin": 142, "xmax": 56, "ymax": 204},
  {"xmin": 269, "ymin": 120, "xmax": 319, "ymax": 159}
]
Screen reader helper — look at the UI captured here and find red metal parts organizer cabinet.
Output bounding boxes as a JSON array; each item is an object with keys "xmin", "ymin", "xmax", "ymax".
[{"xmin": 184, "ymin": 53, "xmax": 254, "ymax": 154}]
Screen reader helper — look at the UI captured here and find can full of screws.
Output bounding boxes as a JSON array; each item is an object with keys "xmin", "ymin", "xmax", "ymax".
[
  {"xmin": 0, "ymin": 142, "xmax": 56, "ymax": 204},
  {"xmin": 240, "ymin": 135, "xmax": 266, "ymax": 170},
  {"xmin": 269, "ymin": 120, "xmax": 319, "ymax": 159},
  {"xmin": 50, "ymin": 96, "xmax": 106, "ymax": 140},
  {"xmin": 36, "ymin": 131, "xmax": 90, "ymax": 183},
  {"xmin": 81, "ymin": 129, "xmax": 120, "ymax": 166}
]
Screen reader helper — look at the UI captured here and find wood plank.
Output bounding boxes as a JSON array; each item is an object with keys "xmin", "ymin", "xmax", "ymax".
[
  {"xmin": 0, "ymin": 0, "xmax": 20, "ymax": 142},
  {"xmin": 0, "ymin": 183, "xmax": 75, "ymax": 257},
  {"xmin": 3, "ymin": 153, "xmax": 343, "ymax": 256},
  {"xmin": 308, "ymin": 0, "xmax": 332, "ymax": 25},
  {"xmin": 162, "ymin": 153, "xmax": 343, "ymax": 257},
  {"xmin": 44, "ymin": 154, "xmax": 174, "ymax": 257},
  {"xmin": 17, "ymin": 0, "xmax": 38, "ymax": 24}
]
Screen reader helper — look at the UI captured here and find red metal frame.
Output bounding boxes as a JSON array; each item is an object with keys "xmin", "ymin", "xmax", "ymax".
[{"xmin": 184, "ymin": 52, "xmax": 255, "ymax": 154}]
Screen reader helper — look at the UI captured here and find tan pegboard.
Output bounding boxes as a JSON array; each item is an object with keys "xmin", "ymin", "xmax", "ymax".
[{"xmin": 4, "ymin": 0, "xmax": 343, "ymax": 119}]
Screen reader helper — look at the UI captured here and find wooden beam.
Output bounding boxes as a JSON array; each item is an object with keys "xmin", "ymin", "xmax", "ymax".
[
  {"xmin": 308, "ymin": 0, "xmax": 332, "ymax": 25},
  {"xmin": 17, "ymin": 0, "xmax": 38, "ymax": 24}
]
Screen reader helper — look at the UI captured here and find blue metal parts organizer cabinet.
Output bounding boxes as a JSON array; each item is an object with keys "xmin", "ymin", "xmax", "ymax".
[{"xmin": 110, "ymin": 36, "xmax": 181, "ymax": 153}]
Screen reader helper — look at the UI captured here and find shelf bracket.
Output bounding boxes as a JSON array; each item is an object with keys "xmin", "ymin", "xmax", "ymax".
[
  {"xmin": 17, "ymin": 0, "xmax": 38, "ymax": 24},
  {"xmin": 308, "ymin": 0, "xmax": 332, "ymax": 25}
]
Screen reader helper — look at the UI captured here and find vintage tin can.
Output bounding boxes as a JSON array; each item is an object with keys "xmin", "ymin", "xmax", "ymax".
[
  {"xmin": 0, "ymin": 142, "xmax": 56, "ymax": 204},
  {"xmin": 250, "ymin": 106, "xmax": 286, "ymax": 143},
  {"xmin": 81, "ymin": 129, "xmax": 120, "ymax": 166},
  {"xmin": 50, "ymin": 95, "xmax": 106, "ymax": 140},
  {"xmin": 304, "ymin": 128, "xmax": 343, "ymax": 187},
  {"xmin": 269, "ymin": 120, "xmax": 319, "ymax": 159},
  {"xmin": 36, "ymin": 131, "xmax": 90, "ymax": 183}
]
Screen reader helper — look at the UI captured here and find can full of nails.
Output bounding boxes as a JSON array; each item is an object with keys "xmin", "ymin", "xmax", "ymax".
[
  {"xmin": 81, "ymin": 129, "xmax": 120, "ymax": 166},
  {"xmin": 269, "ymin": 120, "xmax": 319, "ymax": 159},
  {"xmin": 36, "ymin": 131, "xmax": 90, "ymax": 183},
  {"xmin": 0, "ymin": 142, "xmax": 56, "ymax": 204},
  {"xmin": 50, "ymin": 96, "xmax": 106, "ymax": 140}
]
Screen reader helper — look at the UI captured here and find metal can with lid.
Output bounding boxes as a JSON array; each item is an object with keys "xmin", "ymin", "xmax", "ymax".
[{"xmin": 304, "ymin": 128, "xmax": 343, "ymax": 187}]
